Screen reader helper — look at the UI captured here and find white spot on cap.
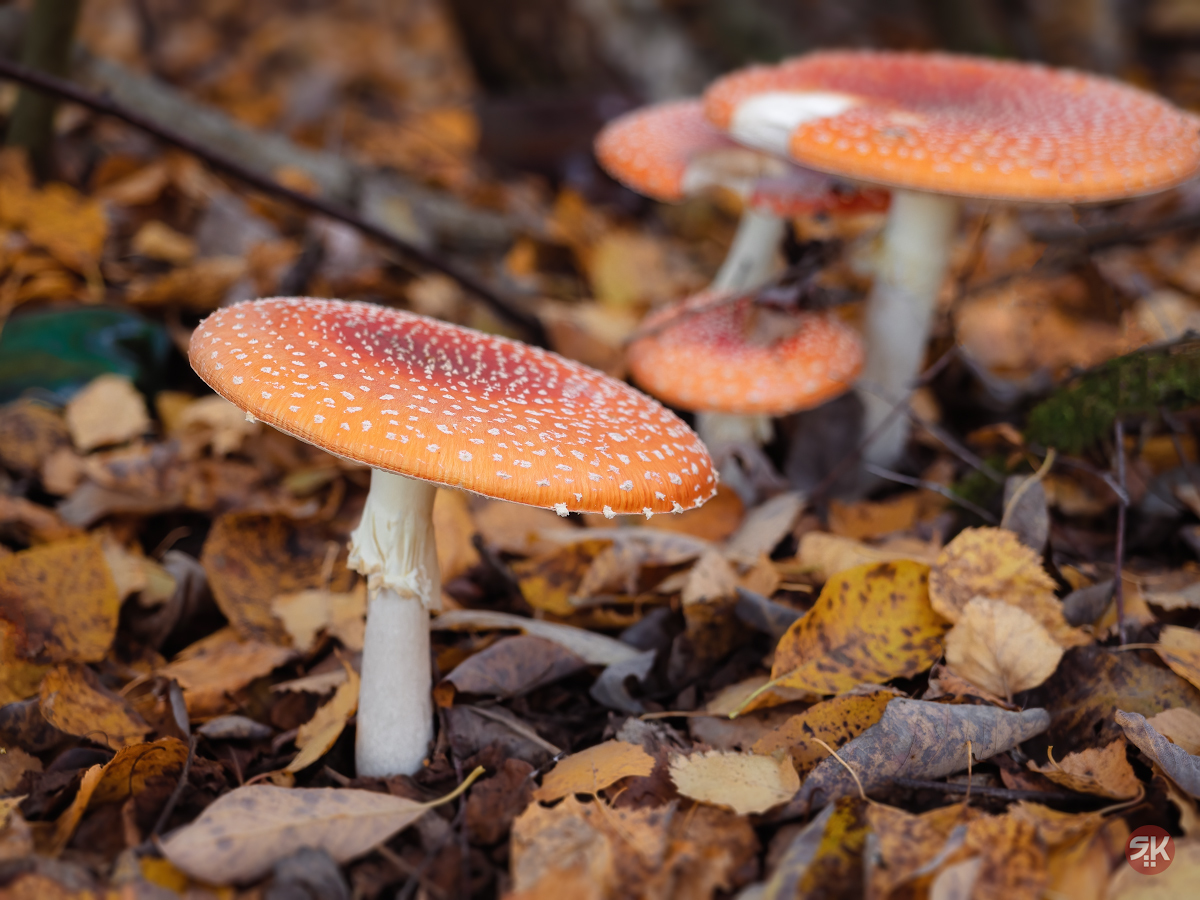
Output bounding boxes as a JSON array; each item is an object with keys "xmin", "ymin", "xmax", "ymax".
[
  {"xmin": 245, "ymin": 412, "xmax": 257, "ymax": 423},
  {"xmin": 233, "ymin": 376, "xmax": 244, "ymax": 385},
  {"xmin": 603, "ymin": 505, "xmax": 615, "ymax": 518},
  {"xmin": 459, "ymin": 450, "xmax": 472, "ymax": 461},
  {"xmin": 314, "ymin": 414, "xmax": 325, "ymax": 423},
  {"xmin": 620, "ymin": 481, "xmax": 633, "ymax": 491},
  {"xmin": 554, "ymin": 502, "xmax": 569, "ymax": 516}
]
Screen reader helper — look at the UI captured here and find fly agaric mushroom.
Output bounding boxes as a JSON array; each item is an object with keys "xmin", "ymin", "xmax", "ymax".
[
  {"xmin": 705, "ymin": 50, "xmax": 1200, "ymax": 466},
  {"xmin": 595, "ymin": 99, "xmax": 887, "ymax": 293},
  {"xmin": 627, "ymin": 288, "xmax": 863, "ymax": 496},
  {"xmin": 190, "ymin": 297, "xmax": 716, "ymax": 777}
]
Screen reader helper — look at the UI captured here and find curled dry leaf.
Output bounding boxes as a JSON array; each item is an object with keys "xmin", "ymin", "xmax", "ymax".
[
  {"xmin": 1115, "ymin": 709, "xmax": 1200, "ymax": 798},
  {"xmin": 159, "ymin": 627, "xmax": 297, "ymax": 718},
  {"xmin": 271, "ymin": 582, "xmax": 366, "ymax": 653},
  {"xmin": 38, "ymin": 663, "xmax": 149, "ymax": 749},
  {"xmin": 64, "ymin": 374, "xmax": 151, "ymax": 452},
  {"xmin": 285, "ymin": 662, "xmax": 360, "ymax": 773},
  {"xmin": 930, "ymin": 527, "xmax": 1087, "ymax": 648},
  {"xmin": 0, "ymin": 535, "xmax": 120, "ymax": 664},
  {"xmin": 0, "ymin": 745, "xmax": 40, "ymax": 794},
  {"xmin": 533, "ymin": 740, "xmax": 655, "ymax": 802},
  {"xmin": 866, "ymin": 803, "xmax": 974, "ymax": 900},
  {"xmin": 761, "ymin": 798, "xmax": 869, "ymax": 900},
  {"xmin": 944, "ymin": 597, "xmax": 1064, "ymax": 701},
  {"xmin": 160, "ymin": 769, "xmax": 481, "ymax": 884},
  {"xmin": 430, "ymin": 609, "xmax": 641, "ymax": 666},
  {"xmin": 1156, "ymin": 625, "xmax": 1200, "ymax": 692},
  {"xmin": 1027, "ymin": 741, "xmax": 1140, "ymax": 799},
  {"xmin": 668, "ymin": 749, "xmax": 800, "ymax": 816},
  {"xmin": 794, "ymin": 699, "xmax": 1050, "ymax": 813},
  {"xmin": 202, "ymin": 512, "xmax": 355, "ymax": 645},
  {"xmin": 1147, "ymin": 707, "xmax": 1200, "ymax": 755},
  {"xmin": 50, "ymin": 737, "xmax": 189, "ymax": 854},
  {"xmin": 770, "ymin": 561, "xmax": 949, "ymax": 695},
  {"xmin": 438, "ymin": 635, "xmax": 588, "ymax": 705},
  {"xmin": 751, "ymin": 689, "xmax": 896, "ymax": 773}
]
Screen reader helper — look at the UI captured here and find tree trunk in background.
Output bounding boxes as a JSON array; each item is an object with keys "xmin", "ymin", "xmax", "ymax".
[{"xmin": 6, "ymin": 0, "xmax": 82, "ymax": 173}]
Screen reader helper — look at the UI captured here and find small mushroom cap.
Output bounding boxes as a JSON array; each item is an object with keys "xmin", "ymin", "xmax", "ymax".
[
  {"xmin": 595, "ymin": 99, "xmax": 888, "ymax": 214},
  {"xmin": 627, "ymin": 291, "xmax": 864, "ymax": 415},
  {"xmin": 705, "ymin": 50, "xmax": 1200, "ymax": 203},
  {"xmin": 190, "ymin": 298, "xmax": 716, "ymax": 517}
]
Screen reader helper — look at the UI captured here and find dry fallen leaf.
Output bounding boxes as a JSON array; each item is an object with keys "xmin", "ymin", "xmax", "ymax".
[
  {"xmin": 669, "ymin": 749, "xmax": 799, "ymax": 815},
  {"xmin": 430, "ymin": 609, "xmax": 641, "ymax": 666},
  {"xmin": 131, "ymin": 219, "xmax": 196, "ymax": 264},
  {"xmin": 64, "ymin": 374, "xmax": 151, "ymax": 452},
  {"xmin": 1115, "ymin": 709, "xmax": 1200, "ymax": 798},
  {"xmin": 286, "ymin": 661, "xmax": 359, "ymax": 773},
  {"xmin": 682, "ymin": 548, "xmax": 739, "ymax": 606},
  {"xmin": 828, "ymin": 493, "xmax": 924, "ymax": 541},
  {"xmin": 796, "ymin": 531, "xmax": 940, "ymax": 581},
  {"xmin": 760, "ymin": 798, "xmax": 869, "ymax": 900},
  {"xmin": 751, "ymin": 689, "xmax": 896, "ymax": 772},
  {"xmin": 944, "ymin": 597, "xmax": 1064, "ymax": 701},
  {"xmin": 724, "ymin": 491, "xmax": 804, "ymax": 565},
  {"xmin": 770, "ymin": 561, "xmax": 949, "ymax": 694},
  {"xmin": 930, "ymin": 527, "xmax": 1087, "ymax": 647},
  {"xmin": 161, "ymin": 771, "xmax": 480, "ymax": 884},
  {"xmin": 0, "ymin": 535, "xmax": 120, "ymax": 664},
  {"xmin": 512, "ymin": 540, "xmax": 609, "ymax": 616},
  {"xmin": 159, "ymin": 627, "xmax": 297, "ymax": 718},
  {"xmin": 437, "ymin": 634, "xmax": 588, "ymax": 704},
  {"xmin": 1028, "ymin": 741, "xmax": 1140, "ymax": 799},
  {"xmin": 534, "ymin": 740, "xmax": 655, "ymax": 802},
  {"xmin": 0, "ymin": 745, "xmax": 40, "ymax": 794},
  {"xmin": 38, "ymin": 663, "xmax": 149, "ymax": 749},
  {"xmin": 866, "ymin": 802, "xmax": 975, "ymax": 900},
  {"xmin": 1107, "ymin": 837, "xmax": 1200, "ymax": 899},
  {"xmin": 1156, "ymin": 625, "xmax": 1200, "ymax": 692},
  {"xmin": 1147, "ymin": 707, "xmax": 1200, "ymax": 755},
  {"xmin": 271, "ymin": 582, "xmax": 367, "ymax": 653},
  {"xmin": 434, "ymin": 488, "xmax": 481, "ymax": 582},
  {"xmin": 795, "ymin": 699, "xmax": 1050, "ymax": 813}
]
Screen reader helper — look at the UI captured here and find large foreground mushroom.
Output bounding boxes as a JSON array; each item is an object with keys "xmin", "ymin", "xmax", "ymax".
[
  {"xmin": 705, "ymin": 50, "xmax": 1200, "ymax": 467},
  {"xmin": 191, "ymin": 297, "xmax": 716, "ymax": 777}
]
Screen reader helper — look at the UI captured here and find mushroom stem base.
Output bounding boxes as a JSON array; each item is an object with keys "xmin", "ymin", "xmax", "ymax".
[
  {"xmin": 711, "ymin": 209, "xmax": 785, "ymax": 293},
  {"xmin": 858, "ymin": 189, "xmax": 958, "ymax": 468},
  {"xmin": 356, "ymin": 587, "xmax": 433, "ymax": 778}
]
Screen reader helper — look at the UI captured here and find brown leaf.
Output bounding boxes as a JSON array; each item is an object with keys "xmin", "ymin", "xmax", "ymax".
[
  {"xmin": 513, "ymin": 540, "xmax": 609, "ymax": 616},
  {"xmin": 434, "ymin": 488, "xmax": 481, "ymax": 582},
  {"xmin": 1148, "ymin": 707, "xmax": 1200, "ymax": 755},
  {"xmin": 430, "ymin": 609, "xmax": 641, "ymax": 666},
  {"xmin": 761, "ymin": 798, "xmax": 869, "ymax": 900},
  {"xmin": 0, "ymin": 535, "xmax": 120, "ymax": 663},
  {"xmin": 271, "ymin": 582, "xmax": 366, "ymax": 653},
  {"xmin": 285, "ymin": 662, "xmax": 359, "ymax": 773},
  {"xmin": 751, "ymin": 689, "xmax": 895, "ymax": 773},
  {"xmin": 770, "ymin": 561, "xmax": 949, "ymax": 694},
  {"xmin": 828, "ymin": 493, "xmax": 923, "ymax": 541},
  {"xmin": 0, "ymin": 400, "xmax": 69, "ymax": 477},
  {"xmin": 159, "ymin": 627, "xmax": 297, "ymax": 718},
  {"xmin": 1156, "ymin": 625, "xmax": 1200, "ymax": 692},
  {"xmin": 930, "ymin": 527, "xmax": 1087, "ymax": 647},
  {"xmin": 474, "ymin": 500, "xmax": 578, "ymax": 556},
  {"xmin": 644, "ymin": 483, "xmax": 744, "ymax": 541},
  {"xmin": 796, "ymin": 531, "xmax": 939, "ymax": 582},
  {"xmin": 1107, "ymin": 837, "xmax": 1200, "ymax": 898},
  {"xmin": 795, "ymin": 699, "xmax": 1049, "ymax": 813},
  {"xmin": 202, "ymin": 512, "xmax": 354, "ymax": 644},
  {"xmin": 866, "ymin": 803, "xmax": 975, "ymax": 899},
  {"xmin": 669, "ymin": 749, "xmax": 799, "ymax": 815},
  {"xmin": 944, "ymin": 597, "xmax": 1064, "ymax": 701},
  {"xmin": 466, "ymin": 758, "xmax": 535, "ymax": 845},
  {"xmin": 534, "ymin": 740, "xmax": 655, "ymax": 802},
  {"xmin": 962, "ymin": 812, "xmax": 1048, "ymax": 900},
  {"xmin": 125, "ymin": 256, "xmax": 247, "ymax": 312},
  {"xmin": 681, "ymin": 548, "xmax": 739, "ymax": 606},
  {"xmin": 1028, "ymin": 741, "xmax": 1140, "ymax": 799},
  {"xmin": 159, "ymin": 774, "xmax": 477, "ymax": 884},
  {"xmin": 0, "ymin": 745, "xmax": 40, "ymax": 793},
  {"xmin": 438, "ymin": 634, "xmax": 588, "ymax": 705},
  {"xmin": 63, "ymin": 375, "xmax": 150, "ymax": 452},
  {"xmin": 38, "ymin": 663, "xmax": 149, "ymax": 749},
  {"xmin": 1115, "ymin": 709, "xmax": 1200, "ymax": 798},
  {"xmin": 49, "ymin": 737, "xmax": 189, "ymax": 854},
  {"xmin": 723, "ymin": 491, "xmax": 804, "ymax": 565}
]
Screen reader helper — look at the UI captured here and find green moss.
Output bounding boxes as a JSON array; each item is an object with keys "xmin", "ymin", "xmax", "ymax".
[{"xmin": 1025, "ymin": 340, "xmax": 1200, "ymax": 454}]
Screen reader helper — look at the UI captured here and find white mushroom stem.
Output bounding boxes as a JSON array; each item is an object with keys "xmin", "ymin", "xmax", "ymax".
[
  {"xmin": 348, "ymin": 469, "xmax": 440, "ymax": 778},
  {"xmin": 858, "ymin": 189, "xmax": 959, "ymax": 468},
  {"xmin": 710, "ymin": 208, "xmax": 786, "ymax": 293},
  {"xmin": 694, "ymin": 411, "xmax": 773, "ymax": 451}
]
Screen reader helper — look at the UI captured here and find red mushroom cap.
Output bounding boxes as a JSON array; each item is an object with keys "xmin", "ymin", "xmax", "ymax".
[
  {"xmin": 705, "ymin": 50, "xmax": 1200, "ymax": 202},
  {"xmin": 627, "ymin": 291, "xmax": 864, "ymax": 415},
  {"xmin": 190, "ymin": 298, "xmax": 716, "ymax": 517},
  {"xmin": 595, "ymin": 99, "xmax": 888, "ymax": 213}
]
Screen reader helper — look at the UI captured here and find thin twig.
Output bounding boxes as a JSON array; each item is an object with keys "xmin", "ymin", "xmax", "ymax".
[
  {"xmin": 152, "ymin": 735, "xmax": 197, "ymax": 836},
  {"xmin": 1114, "ymin": 418, "xmax": 1128, "ymax": 644},
  {"xmin": 888, "ymin": 777, "xmax": 1087, "ymax": 803},
  {"xmin": 863, "ymin": 463, "xmax": 999, "ymax": 524},
  {"xmin": 963, "ymin": 740, "xmax": 973, "ymax": 810},
  {"xmin": 0, "ymin": 55, "xmax": 547, "ymax": 346},
  {"xmin": 813, "ymin": 738, "xmax": 871, "ymax": 804},
  {"xmin": 912, "ymin": 414, "xmax": 1004, "ymax": 484},
  {"xmin": 1000, "ymin": 448, "xmax": 1056, "ymax": 529}
]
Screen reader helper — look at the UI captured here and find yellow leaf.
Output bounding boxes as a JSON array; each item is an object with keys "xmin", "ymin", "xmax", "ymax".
[
  {"xmin": 160, "ymin": 627, "xmax": 296, "ymax": 718},
  {"xmin": 0, "ymin": 620, "xmax": 48, "ymax": 705},
  {"xmin": 0, "ymin": 536, "xmax": 119, "ymax": 666},
  {"xmin": 930, "ymin": 527, "xmax": 1088, "ymax": 647},
  {"xmin": 534, "ymin": 740, "xmax": 655, "ymax": 802},
  {"xmin": 751, "ymin": 690, "xmax": 895, "ymax": 772},
  {"xmin": 38, "ymin": 663, "xmax": 149, "ymax": 749},
  {"xmin": 513, "ymin": 541, "xmax": 609, "ymax": 616},
  {"xmin": 1157, "ymin": 625, "xmax": 1200, "ymax": 692},
  {"xmin": 286, "ymin": 663, "xmax": 360, "ymax": 773},
  {"xmin": 828, "ymin": 493, "xmax": 923, "ymax": 541},
  {"xmin": 670, "ymin": 749, "xmax": 799, "ymax": 816},
  {"xmin": 125, "ymin": 256, "xmax": 247, "ymax": 312},
  {"xmin": 64, "ymin": 374, "xmax": 151, "ymax": 452},
  {"xmin": 770, "ymin": 561, "xmax": 949, "ymax": 694},
  {"xmin": 272, "ymin": 583, "xmax": 367, "ymax": 653},
  {"xmin": 796, "ymin": 531, "xmax": 939, "ymax": 581},
  {"xmin": 1028, "ymin": 741, "xmax": 1140, "ymax": 799},
  {"xmin": 944, "ymin": 597, "xmax": 1063, "ymax": 701},
  {"xmin": 130, "ymin": 220, "xmax": 196, "ymax": 264}
]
